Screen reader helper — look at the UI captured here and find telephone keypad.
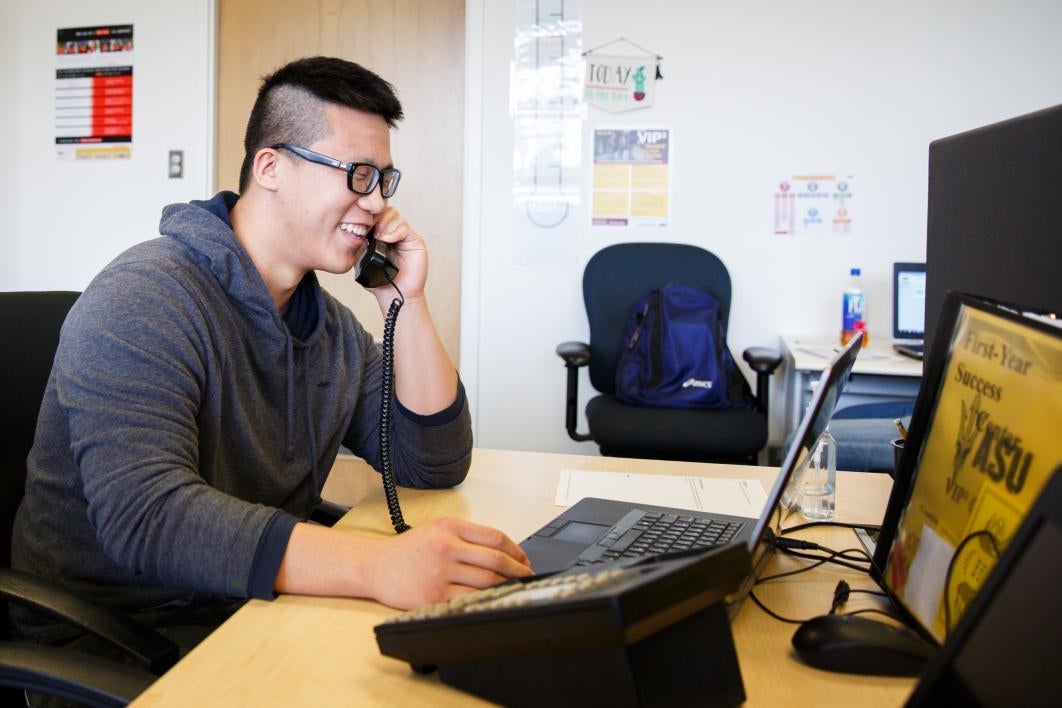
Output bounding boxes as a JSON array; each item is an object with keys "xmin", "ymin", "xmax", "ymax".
[{"xmin": 384, "ymin": 567, "xmax": 635, "ymax": 624}]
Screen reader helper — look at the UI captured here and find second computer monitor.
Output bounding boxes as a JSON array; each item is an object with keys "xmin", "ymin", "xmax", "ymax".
[{"xmin": 893, "ymin": 262, "xmax": 926, "ymax": 344}]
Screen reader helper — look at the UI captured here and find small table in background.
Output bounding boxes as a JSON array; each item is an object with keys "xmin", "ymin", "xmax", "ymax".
[{"xmin": 780, "ymin": 335, "xmax": 922, "ymax": 442}]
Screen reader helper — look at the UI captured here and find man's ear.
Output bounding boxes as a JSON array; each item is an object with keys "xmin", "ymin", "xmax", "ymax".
[{"xmin": 251, "ymin": 147, "xmax": 283, "ymax": 192}]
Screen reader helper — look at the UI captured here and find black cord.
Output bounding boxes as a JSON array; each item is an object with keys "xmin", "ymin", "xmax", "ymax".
[
  {"xmin": 943, "ymin": 529, "xmax": 999, "ymax": 638},
  {"xmin": 751, "ymin": 538, "xmax": 910, "ymax": 629},
  {"xmin": 844, "ymin": 607, "xmax": 908, "ymax": 623},
  {"xmin": 781, "ymin": 521, "xmax": 882, "ymax": 535},
  {"xmin": 753, "ymin": 577, "xmax": 906, "ymax": 627},
  {"xmin": 748, "ymin": 591, "xmax": 806, "ymax": 624},
  {"xmin": 379, "ymin": 275, "xmax": 410, "ymax": 534},
  {"xmin": 756, "ymin": 544, "xmax": 869, "ymax": 583},
  {"xmin": 776, "ymin": 544, "xmax": 872, "ymax": 573}
]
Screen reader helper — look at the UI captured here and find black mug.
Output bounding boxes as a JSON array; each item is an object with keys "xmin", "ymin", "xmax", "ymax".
[{"xmin": 890, "ymin": 438, "xmax": 906, "ymax": 478}]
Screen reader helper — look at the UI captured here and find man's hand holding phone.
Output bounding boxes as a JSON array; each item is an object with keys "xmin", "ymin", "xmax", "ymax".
[{"xmin": 361, "ymin": 206, "xmax": 427, "ymax": 305}]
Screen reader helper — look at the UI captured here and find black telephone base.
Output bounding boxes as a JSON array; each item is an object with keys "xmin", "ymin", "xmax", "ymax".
[
  {"xmin": 376, "ymin": 544, "xmax": 750, "ymax": 707},
  {"xmin": 438, "ymin": 600, "xmax": 744, "ymax": 708}
]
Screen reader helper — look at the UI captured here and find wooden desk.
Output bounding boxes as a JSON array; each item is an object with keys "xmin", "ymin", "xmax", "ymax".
[
  {"xmin": 132, "ymin": 450, "xmax": 915, "ymax": 707},
  {"xmin": 781, "ymin": 334, "xmax": 923, "ymax": 440}
]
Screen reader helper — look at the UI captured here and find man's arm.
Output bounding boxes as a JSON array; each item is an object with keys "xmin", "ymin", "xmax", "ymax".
[
  {"xmin": 367, "ymin": 206, "xmax": 458, "ymax": 414},
  {"xmin": 275, "ymin": 518, "xmax": 533, "ymax": 609}
]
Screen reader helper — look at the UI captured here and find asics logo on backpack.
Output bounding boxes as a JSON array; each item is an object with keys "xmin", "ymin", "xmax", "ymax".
[{"xmin": 682, "ymin": 378, "xmax": 714, "ymax": 390}]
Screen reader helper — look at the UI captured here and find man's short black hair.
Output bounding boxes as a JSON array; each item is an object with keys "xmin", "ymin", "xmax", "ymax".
[{"xmin": 239, "ymin": 56, "xmax": 404, "ymax": 192}]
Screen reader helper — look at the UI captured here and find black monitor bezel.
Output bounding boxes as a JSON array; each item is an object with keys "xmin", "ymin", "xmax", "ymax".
[
  {"xmin": 892, "ymin": 261, "xmax": 926, "ymax": 341},
  {"xmin": 870, "ymin": 290, "xmax": 1061, "ymax": 645},
  {"xmin": 906, "ymin": 465, "xmax": 1062, "ymax": 706}
]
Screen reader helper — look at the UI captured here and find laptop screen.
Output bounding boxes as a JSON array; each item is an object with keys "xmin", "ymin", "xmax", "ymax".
[
  {"xmin": 893, "ymin": 262, "xmax": 926, "ymax": 341},
  {"xmin": 748, "ymin": 333, "xmax": 863, "ymax": 564},
  {"xmin": 872, "ymin": 292, "xmax": 1062, "ymax": 644}
]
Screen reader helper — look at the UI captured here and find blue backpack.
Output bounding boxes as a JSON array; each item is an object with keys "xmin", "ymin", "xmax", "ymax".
[{"xmin": 615, "ymin": 282, "xmax": 753, "ymax": 410}]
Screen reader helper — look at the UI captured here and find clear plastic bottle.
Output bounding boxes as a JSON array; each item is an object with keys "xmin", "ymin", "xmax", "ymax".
[
  {"xmin": 841, "ymin": 267, "xmax": 866, "ymax": 346},
  {"xmin": 800, "ymin": 425, "xmax": 836, "ymax": 521}
]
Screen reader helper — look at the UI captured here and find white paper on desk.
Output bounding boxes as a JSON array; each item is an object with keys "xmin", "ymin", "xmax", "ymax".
[
  {"xmin": 555, "ymin": 469, "xmax": 768, "ymax": 519},
  {"xmin": 796, "ymin": 346, "xmax": 838, "ymax": 360}
]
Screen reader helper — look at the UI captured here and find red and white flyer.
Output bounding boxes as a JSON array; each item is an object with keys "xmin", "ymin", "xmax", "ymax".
[{"xmin": 55, "ymin": 24, "xmax": 134, "ymax": 160}]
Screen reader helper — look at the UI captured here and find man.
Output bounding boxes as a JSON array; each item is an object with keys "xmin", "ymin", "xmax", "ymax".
[{"xmin": 11, "ymin": 56, "xmax": 531, "ymax": 649}]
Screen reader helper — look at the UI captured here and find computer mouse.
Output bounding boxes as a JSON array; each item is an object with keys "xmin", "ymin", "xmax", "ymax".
[{"xmin": 791, "ymin": 614, "xmax": 935, "ymax": 676}]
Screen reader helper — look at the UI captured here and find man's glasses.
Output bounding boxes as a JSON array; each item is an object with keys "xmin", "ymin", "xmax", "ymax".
[{"xmin": 272, "ymin": 143, "xmax": 401, "ymax": 198}]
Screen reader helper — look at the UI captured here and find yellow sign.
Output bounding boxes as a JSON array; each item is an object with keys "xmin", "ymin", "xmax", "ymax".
[{"xmin": 886, "ymin": 303, "xmax": 1062, "ymax": 641}]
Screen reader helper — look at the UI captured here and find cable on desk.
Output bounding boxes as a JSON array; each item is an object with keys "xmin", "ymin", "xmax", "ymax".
[
  {"xmin": 748, "ymin": 591, "xmax": 807, "ymax": 624},
  {"xmin": 776, "ymin": 544, "xmax": 872, "ymax": 573},
  {"xmin": 781, "ymin": 520, "xmax": 882, "ymax": 535},
  {"xmin": 844, "ymin": 607, "xmax": 909, "ymax": 623},
  {"xmin": 829, "ymin": 580, "xmax": 890, "ymax": 614},
  {"xmin": 756, "ymin": 544, "xmax": 868, "ymax": 584},
  {"xmin": 752, "ymin": 578, "xmax": 906, "ymax": 627}
]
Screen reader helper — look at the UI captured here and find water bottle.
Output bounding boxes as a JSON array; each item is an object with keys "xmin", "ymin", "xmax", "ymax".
[
  {"xmin": 800, "ymin": 425, "xmax": 836, "ymax": 521},
  {"xmin": 841, "ymin": 268, "xmax": 867, "ymax": 346}
]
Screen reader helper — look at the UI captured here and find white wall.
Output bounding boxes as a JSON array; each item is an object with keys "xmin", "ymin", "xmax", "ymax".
[
  {"xmin": 462, "ymin": 0, "xmax": 1062, "ymax": 454},
  {"xmin": 0, "ymin": 0, "xmax": 215, "ymax": 291}
]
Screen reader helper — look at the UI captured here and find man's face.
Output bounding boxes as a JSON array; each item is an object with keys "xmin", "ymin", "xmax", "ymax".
[{"xmin": 278, "ymin": 104, "xmax": 393, "ymax": 275}]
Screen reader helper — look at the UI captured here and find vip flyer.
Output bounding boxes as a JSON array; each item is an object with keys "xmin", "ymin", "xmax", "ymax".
[
  {"xmin": 885, "ymin": 303, "xmax": 1062, "ymax": 641},
  {"xmin": 591, "ymin": 128, "xmax": 670, "ymax": 227},
  {"xmin": 55, "ymin": 24, "xmax": 134, "ymax": 160}
]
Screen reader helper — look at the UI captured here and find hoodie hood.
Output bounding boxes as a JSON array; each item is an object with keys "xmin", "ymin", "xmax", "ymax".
[
  {"xmin": 158, "ymin": 191, "xmax": 326, "ymax": 465},
  {"xmin": 158, "ymin": 191, "xmax": 281, "ymax": 329}
]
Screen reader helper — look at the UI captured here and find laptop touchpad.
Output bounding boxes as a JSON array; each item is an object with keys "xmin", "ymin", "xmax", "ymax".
[{"xmin": 554, "ymin": 521, "xmax": 608, "ymax": 544}]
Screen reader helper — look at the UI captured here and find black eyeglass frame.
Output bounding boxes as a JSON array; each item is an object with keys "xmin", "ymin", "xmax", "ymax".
[{"xmin": 271, "ymin": 143, "xmax": 401, "ymax": 198}]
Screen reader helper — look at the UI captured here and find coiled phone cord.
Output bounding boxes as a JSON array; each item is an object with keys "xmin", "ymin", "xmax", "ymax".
[{"xmin": 379, "ymin": 277, "xmax": 411, "ymax": 534}]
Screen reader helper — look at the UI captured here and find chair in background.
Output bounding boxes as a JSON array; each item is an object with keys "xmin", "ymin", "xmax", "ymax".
[
  {"xmin": 556, "ymin": 243, "xmax": 783, "ymax": 464},
  {"xmin": 829, "ymin": 400, "xmax": 915, "ymax": 474},
  {"xmin": 1, "ymin": 291, "xmax": 175, "ymax": 707}
]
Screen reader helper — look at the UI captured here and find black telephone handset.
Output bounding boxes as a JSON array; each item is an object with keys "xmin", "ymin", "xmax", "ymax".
[
  {"xmin": 354, "ymin": 230, "xmax": 399, "ymax": 289},
  {"xmin": 356, "ymin": 231, "xmax": 410, "ymax": 533}
]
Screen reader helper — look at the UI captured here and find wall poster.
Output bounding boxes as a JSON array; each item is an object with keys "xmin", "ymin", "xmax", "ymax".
[
  {"xmin": 591, "ymin": 128, "xmax": 670, "ymax": 227},
  {"xmin": 55, "ymin": 24, "xmax": 134, "ymax": 160},
  {"xmin": 773, "ymin": 174, "xmax": 854, "ymax": 236}
]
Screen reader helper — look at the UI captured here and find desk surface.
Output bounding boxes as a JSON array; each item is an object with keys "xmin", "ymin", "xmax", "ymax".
[
  {"xmin": 783, "ymin": 334, "xmax": 923, "ymax": 378},
  {"xmin": 133, "ymin": 450, "xmax": 914, "ymax": 707}
]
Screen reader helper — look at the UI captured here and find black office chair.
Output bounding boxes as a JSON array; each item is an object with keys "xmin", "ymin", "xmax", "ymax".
[
  {"xmin": 0, "ymin": 291, "xmax": 176, "ymax": 707},
  {"xmin": 557, "ymin": 243, "xmax": 783, "ymax": 464}
]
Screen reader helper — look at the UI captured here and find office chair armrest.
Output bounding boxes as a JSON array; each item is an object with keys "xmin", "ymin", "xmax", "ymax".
[
  {"xmin": 0, "ymin": 568, "xmax": 178, "ymax": 674},
  {"xmin": 310, "ymin": 499, "xmax": 350, "ymax": 527},
  {"xmin": 742, "ymin": 347, "xmax": 784, "ymax": 414},
  {"xmin": 0, "ymin": 642, "xmax": 157, "ymax": 708},
  {"xmin": 742, "ymin": 346, "xmax": 783, "ymax": 375},
  {"xmin": 555, "ymin": 341, "xmax": 592, "ymax": 442},
  {"xmin": 555, "ymin": 341, "xmax": 590, "ymax": 367}
]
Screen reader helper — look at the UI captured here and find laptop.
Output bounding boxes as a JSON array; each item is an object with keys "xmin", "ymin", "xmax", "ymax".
[
  {"xmin": 892, "ymin": 261, "xmax": 926, "ymax": 360},
  {"xmin": 521, "ymin": 332, "xmax": 864, "ymax": 575}
]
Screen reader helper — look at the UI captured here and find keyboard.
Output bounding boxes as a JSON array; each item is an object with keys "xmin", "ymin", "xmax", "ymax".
[
  {"xmin": 893, "ymin": 342, "xmax": 924, "ymax": 360},
  {"xmin": 572, "ymin": 508, "xmax": 743, "ymax": 567}
]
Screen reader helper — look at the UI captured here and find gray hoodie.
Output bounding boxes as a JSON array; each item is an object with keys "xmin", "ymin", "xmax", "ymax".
[{"xmin": 11, "ymin": 192, "xmax": 471, "ymax": 634}]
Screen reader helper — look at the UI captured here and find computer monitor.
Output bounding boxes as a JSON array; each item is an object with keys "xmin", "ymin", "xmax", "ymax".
[
  {"xmin": 925, "ymin": 104, "xmax": 1062, "ymax": 360},
  {"xmin": 871, "ymin": 291, "xmax": 1062, "ymax": 645},
  {"xmin": 892, "ymin": 262, "xmax": 926, "ymax": 344}
]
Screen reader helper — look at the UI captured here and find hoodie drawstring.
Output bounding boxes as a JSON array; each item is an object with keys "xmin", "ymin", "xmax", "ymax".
[
  {"xmin": 285, "ymin": 338, "xmax": 321, "ymax": 501},
  {"xmin": 283, "ymin": 335, "xmax": 295, "ymax": 462},
  {"xmin": 304, "ymin": 362, "xmax": 321, "ymax": 501}
]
